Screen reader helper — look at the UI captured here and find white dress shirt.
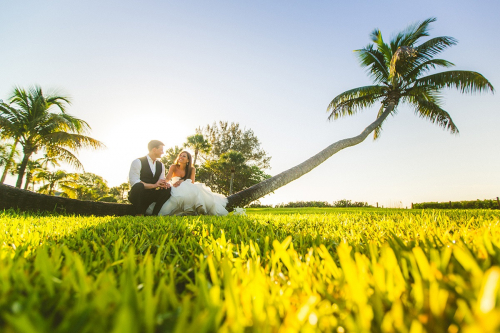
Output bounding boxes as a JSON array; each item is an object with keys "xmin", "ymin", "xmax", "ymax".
[{"xmin": 129, "ymin": 155, "xmax": 166, "ymax": 187}]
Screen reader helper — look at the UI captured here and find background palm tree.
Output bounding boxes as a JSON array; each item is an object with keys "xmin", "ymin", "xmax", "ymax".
[
  {"xmin": 184, "ymin": 134, "xmax": 211, "ymax": 166},
  {"xmin": 220, "ymin": 150, "xmax": 246, "ymax": 195},
  {"xmin": 109, "ymin": 182, "xmax": 131, "ymax": 202},
  {"xmin": 15, "ymin": 154, "xmax": 60, "ymax": 191},
  {"xmin": 72, "ymin": 172, "xmax": 110, "ymax": 200},
  {"xmin": 0, "ymin": 101, "xmax": 22, "ymax": 184},
  {"xmin": 118, "ymin": 182, "xmax": 130, "ymax": 201},
  {"xmin": 34, "ymin": 169, "xmax": 78, "ymax": 196},
  {"xmin": 227, "ymin": 18, "xmax": 494, "ymax": 209},
  {"xmin": 161, "ymin": 145, "xmax": 184, "ymax": 167},
  {"xmin": 20, "ymin": 159, "xmax": 43, "ymax": 191},
  {"xmin": 0, "ymin": 86, "xmax": 105, "ymax": 188},
  {"xmin": 0, "ymin": 141, "xmax": 21, "ymax": 183}
]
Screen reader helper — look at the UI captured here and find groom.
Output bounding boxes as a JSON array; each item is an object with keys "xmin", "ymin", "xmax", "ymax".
[{"xmin": 128, "ymin": 140, "xmax": 172, "ymax": 215}]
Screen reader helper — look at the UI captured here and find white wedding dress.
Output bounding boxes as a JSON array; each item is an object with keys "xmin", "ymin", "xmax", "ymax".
[{"xmin": 146, "ymin": 177, "xmax": 228, "ymax": 216}]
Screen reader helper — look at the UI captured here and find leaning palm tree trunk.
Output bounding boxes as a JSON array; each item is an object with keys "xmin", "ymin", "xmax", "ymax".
[{"xmin": 226, "ymin": 104, "xmax": 394, "ymax": 209}]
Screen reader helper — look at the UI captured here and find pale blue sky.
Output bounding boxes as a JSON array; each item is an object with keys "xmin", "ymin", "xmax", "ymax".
[{"xmin": 1, "ymin": 1, "xmax": 499, "ymax": 207}]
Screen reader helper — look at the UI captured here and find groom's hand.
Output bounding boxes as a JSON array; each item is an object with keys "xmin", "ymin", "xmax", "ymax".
[{"xmin": 157, "ymin": 179, "xmax": 168, "ymax": 189}]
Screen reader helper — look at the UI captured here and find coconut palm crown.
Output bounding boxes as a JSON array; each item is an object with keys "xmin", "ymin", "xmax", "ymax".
[
  {"xmin": 0, "ymin": 86, "xmax": 105, "ymax": 188},
  {"xmin": 185, "ymin": 134, "xmax": 211, "ymax": 167},
  {"xmin": 328, "ymin": 17, "xmax": 494, "ymax": 139},
  {"xmin": 226, "ymin": 18, "xmax": 494, "ymax": 210}
]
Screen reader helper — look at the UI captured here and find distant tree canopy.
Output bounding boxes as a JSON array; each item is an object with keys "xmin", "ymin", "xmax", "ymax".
[
  {"xmin": 161, "ymin": 122, "xmax": 272, "ymax": 195},
  {"xmin": 73, "ymin": 172, "xmax": 110, "ymax": 201},
  {"xmin": 197, "ymin": 150, "xmax": 271, "ymax": 196},
  {"xmin": 196, "ymin": 121, "xmax": 271, "ymax": 169},
  {"xmin": 160, "ymin": 145, "xmax": 183, "ymax": 168}
]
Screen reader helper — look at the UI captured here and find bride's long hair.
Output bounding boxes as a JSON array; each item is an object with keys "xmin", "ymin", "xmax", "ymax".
[{"xmin": 174, "ymin": 151, "xmax": 194, "ymax": 180}]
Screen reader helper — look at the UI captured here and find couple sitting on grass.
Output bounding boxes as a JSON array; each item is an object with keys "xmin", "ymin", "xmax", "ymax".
[{"xmin": 128, "ymin": 140, "xmax": 228, "ymax": 216}]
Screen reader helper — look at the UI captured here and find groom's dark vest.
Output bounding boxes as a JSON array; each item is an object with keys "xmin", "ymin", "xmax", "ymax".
[{"xmin": 139, "ymin": 156, "xmax": 162, "ymax": 185}]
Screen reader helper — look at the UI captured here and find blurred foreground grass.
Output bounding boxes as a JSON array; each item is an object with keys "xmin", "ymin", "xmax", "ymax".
[{"xmin": 1, "ymin": 208, "xmax": 500, "ymax": 332}]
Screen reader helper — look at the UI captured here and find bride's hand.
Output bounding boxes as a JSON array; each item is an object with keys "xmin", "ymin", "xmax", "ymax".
[{"xmin": 173, "ymin": 179, "xmax": 183, "ymax": 187}]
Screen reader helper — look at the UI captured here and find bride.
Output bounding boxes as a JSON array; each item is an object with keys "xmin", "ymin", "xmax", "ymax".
[{"xmin": 147, "ymin": 151, "xmax": 228, "ymax": 216}]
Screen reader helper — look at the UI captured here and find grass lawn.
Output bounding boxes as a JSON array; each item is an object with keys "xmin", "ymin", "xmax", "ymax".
[{"xmin": 1, "ymin": 208, "xmax": 499, "ymax": 332}]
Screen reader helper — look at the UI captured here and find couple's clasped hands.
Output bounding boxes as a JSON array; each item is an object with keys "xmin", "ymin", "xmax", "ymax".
[
  {"xmin": 156, "ymin": 179, "xmax": 170, "ymax": 189},
  {"xmin": 154, "ymin": 178, "xmax": 184, "ymax": 189}
]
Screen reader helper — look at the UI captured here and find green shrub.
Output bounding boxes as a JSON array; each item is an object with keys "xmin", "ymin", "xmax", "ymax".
[{"xmin": 414, "ymin": 199, "xmax": 499, "ymax": 209}]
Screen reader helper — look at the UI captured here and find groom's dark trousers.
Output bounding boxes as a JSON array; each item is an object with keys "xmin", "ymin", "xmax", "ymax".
[{"xmin": 128, "ymin": 183, "xmax": 171, "ymax": 215}]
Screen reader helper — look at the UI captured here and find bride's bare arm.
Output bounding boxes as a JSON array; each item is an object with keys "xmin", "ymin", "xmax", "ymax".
[
  {"xmin": 190, "ymin": 167, "xmax": 196, "ymax": 182},
  {"xmin": 166, "ymin": 165, "xmax": 176, "ymax": 182}
]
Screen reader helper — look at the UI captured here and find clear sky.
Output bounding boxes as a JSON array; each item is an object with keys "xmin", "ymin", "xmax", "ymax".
[{"xmin": 1, "ymin": 0, "xmax": 499, "ymax": 208}]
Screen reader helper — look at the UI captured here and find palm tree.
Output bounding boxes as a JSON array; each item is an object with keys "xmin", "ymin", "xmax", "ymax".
[
  {"xmin": 16, "ymin": 154, "xmax": 60, "ymax": 191},
  {"xmin": 0, "ymin": 86, "xmax": 105, "ymax": 188},
  {"xmin": 184, "ymin": 134, "xmax": 211, "ymax": 166},
  {"xmin": 161, "ymin": 145, "xmax": 184, "ymax": 167},
  {"xmin": 0, "ymin": 141, "xmax": 21, "ymax": 182},
  {"xmin": 20, "ymin": 159, "xmax": 43, "ymax": 191},
  {"xmin": 0, "ymin": 101, "xmax": 22, "ymax": 184},
  {"xmin": 72, "ymin": 172, "xmax": 110, "ymax": 200},
  {"xmin": 34, "ymin": 170, "xmax": 78, "ymax": 196},
  {"xmin": 220, "ymin": 150, "xmax": 246, "ymax": 195},
  {"xmin": 0, "ymin": 143, "xmax": 6, "ymax": 165},
  {"xmin": 226, "ymin": 18, "xmax": 494, "ymax": 209},
  {"xmin": 119, "ymin": 182, "xmax": 130, "ymax": 201}
]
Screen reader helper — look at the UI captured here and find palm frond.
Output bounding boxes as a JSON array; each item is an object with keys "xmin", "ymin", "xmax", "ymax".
[
  {"xmin": 44, "ymin": 146, "xmax": 85, "ymax": 171},
  {"xmin": 409, "ymin": 97, "xmax": 459, "ymax": 134},
  {"xmin": 9, "ymin": 87, "xmax": 31, "ymax": 111},
  {"xmin": 391, "ymin": 18, "xmax": 436, "ymax": 51},
  {"xmin": 37, "ymin": 183, "xmax": 50, "ymax": 194},
  {"xmin": 58, "ymin": 181, "xmax": 79, "ymax": 199},
  {"xmin": 415, "ymin": 70, "xmax": 495, "ymax": 94},
  {"xmin": 45, "ymin": 94, "xmax": 71, "ymax": 114},
  {"xmin": 402, "ymin": 85, "xmax": 442, "ymax": 104},
  {"xmin": 402, "ymin": 59, "xmax": 455, "ymax": 83},
  {"xmin": 327, "ymin": 86, "xmax": 386, "ymax": 120},
  {"xmin": 43, "ymin": 132, "xmax": 105, "ymax": 150},
  {"xmin": 63, "ymin": 114, "xmax": 92, "ymax": 134},
  {"xmin": 355, "ymin": 45, "xmax": 389, "ymax": 83},
  {"xmin": 370, "ymin": 29, "xmax": 392, "ymax": 63},
  {"xmin": 416, "ymin": 36, "xmax": 458, "ymax": 58}
]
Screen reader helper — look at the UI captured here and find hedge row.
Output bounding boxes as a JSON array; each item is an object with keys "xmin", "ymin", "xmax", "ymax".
[
  {"xmin": 273, "ymin": 200, "xmax": 371, "ymax": 208},
  {"xmin": 413, "ymin": 199, "xmax": 500, "ymax": 209}
]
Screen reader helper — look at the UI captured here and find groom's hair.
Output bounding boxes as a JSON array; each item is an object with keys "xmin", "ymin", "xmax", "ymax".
[{"xmin": 148, "ymin": 140, "xmax": 164, "ymax": 151}]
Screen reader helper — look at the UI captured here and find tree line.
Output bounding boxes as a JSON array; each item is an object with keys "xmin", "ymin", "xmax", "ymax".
[{"xmin": 1, "ymin": 87, "xmax": 271, "ymax": 202}]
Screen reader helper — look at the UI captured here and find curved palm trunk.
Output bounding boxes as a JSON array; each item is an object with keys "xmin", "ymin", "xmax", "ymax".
[
  {"xmin": 16, "ymin": 150, "xmax": 33, "ymax": 188},
  {"xmin": 226, "ymin": 104, "xmax": 395, "ymax": 210},
  {"xmin": 24, "ymin": 173, "xmax": 32, "ymax": 190},
  {"xmin": 49, "ymin": 183, "xmax": 56, "ymax": 196},
  {"xmin": 0, "ymin": 137, "xmax": 19, "ymax": 184}
]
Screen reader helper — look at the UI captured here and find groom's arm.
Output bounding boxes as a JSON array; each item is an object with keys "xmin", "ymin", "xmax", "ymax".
[
  {"xmin": 129, "ymin": 159, "xmax": 141, "ymax": 187},
  {"xmin": 130, "ymin": 159, "xmax": 162, "ymax": 189},
  {"xmin": 142, "ymin": 181, "xmax": 164, "ymax": 190}
]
